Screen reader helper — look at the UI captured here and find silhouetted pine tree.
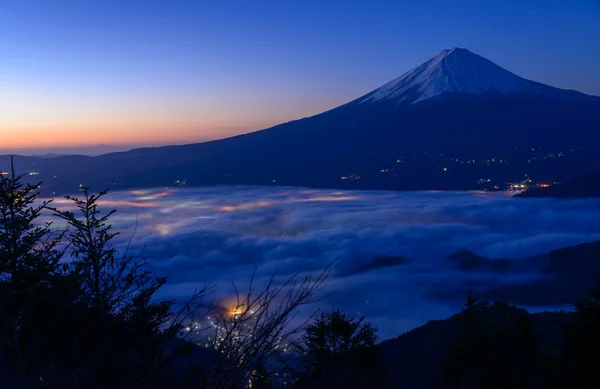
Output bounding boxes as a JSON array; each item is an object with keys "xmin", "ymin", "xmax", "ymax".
[
  {"xmin": 0, "ymin": 157, "xmax": 62, "ymax": 281},
  {"xmin": 441, "ymin": 290, "xmax": 487, "ymax": 389},
  {"xmin": 0, "ymin": 167, "xmax": 206, "ymax": 388},
  {"xmin": 50, "ymin": 187, "xmax": 204, "ymax": 388},
  {"xmin": 0, "ymin": 158, "xmax": 67, "ymax": 387},
  {"xmin": 298, "ymin": 309, "xmax": 385, "ymax": 389}
]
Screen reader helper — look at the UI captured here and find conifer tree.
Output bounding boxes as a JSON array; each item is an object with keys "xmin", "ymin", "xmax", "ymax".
[
  {"xmin": 299, "ymin": 309, "xmax": 384, "ymax": 389},
  {"xmin": 0, "ymin": 157, "xmax": 65, "ymax": 387},
  {"xmin": 0, "ymin": 156, "xmax": 62, "ymax": 282},
  {"xmin": 50, "ymin": 187, "xmax": 205, "ymax": 387}
]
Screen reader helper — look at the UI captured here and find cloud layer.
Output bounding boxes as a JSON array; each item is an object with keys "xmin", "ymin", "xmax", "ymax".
[{"xmin": 49, "ymin": 187, "xmax": 600, "ymax": 339}]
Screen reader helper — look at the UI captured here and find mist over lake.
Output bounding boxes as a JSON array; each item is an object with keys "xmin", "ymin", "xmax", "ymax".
[{"xmin": 48, "ymin": 187, "xmax": 600, "ymax": 339}]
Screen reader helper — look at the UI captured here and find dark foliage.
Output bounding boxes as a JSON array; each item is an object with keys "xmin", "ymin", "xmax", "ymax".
[
  {"xmin": 297, "ymin": 309, "xmax": 385, "ymax": 389},
  {"xmin": 193, "ymin": 270, "xmax": 328, "ymax": 389},
  {"xmin": 0, "ymin": 160, "xmax": 66, "ymax": 388},
  {"xmin": 0, "ymin": 157, "xmax": 63, "ymax": 281},
  {"xmin": 0, "ymin": 165, "xmax": 204, "ymax": 388},
  {"xmin": 558, "ymin": 275, "xmax": 600, "ymax": 388},
  {"xmin": 379, "ymin": 298, "xmax": 570, "ymax": 389},
  {"xmin": 441, "ymin": 293, "xmax": 539, "ymax": 389}
]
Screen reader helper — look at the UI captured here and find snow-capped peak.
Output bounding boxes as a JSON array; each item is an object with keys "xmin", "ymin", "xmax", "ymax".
[{"xmin": 360, "ymin": 48, "xmax": 543, "ymax": 104}]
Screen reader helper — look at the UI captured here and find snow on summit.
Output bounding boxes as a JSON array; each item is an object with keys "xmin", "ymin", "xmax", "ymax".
[{"xmin": 360, "ymin": 48, "xmax": 547, "ymax": 104}]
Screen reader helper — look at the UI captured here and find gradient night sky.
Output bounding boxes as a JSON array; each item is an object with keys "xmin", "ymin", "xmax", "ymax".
[{"xmin": 1, "ymin": 0, "xmax": 599, "ymax": 154}]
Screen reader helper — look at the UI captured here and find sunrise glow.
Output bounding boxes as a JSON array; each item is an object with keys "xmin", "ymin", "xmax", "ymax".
[{"xmin": 3, "ymin": 2, "xmax": 599, "ymax": 154}]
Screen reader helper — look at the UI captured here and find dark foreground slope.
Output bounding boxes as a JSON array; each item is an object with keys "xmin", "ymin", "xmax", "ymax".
[
  {"xmin": 379, "ymin": 305, "xmax": 570, "ymax": 389},
  {"xmin": 378, "ymin": 239, "xmax": 600, "ymax": 389}
]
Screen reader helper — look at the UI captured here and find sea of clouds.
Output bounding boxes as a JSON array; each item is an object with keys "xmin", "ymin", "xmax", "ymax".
[{"xmin": 49, "ymin": 187, "xmax": 600, "ymax": 339}]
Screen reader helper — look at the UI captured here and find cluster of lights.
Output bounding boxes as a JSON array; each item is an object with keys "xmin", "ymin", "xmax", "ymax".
[
  {"xmin": 386, "ymin": 144, "xmax": 593, "ymax": 171},
  {"xmin": 184, "ymin": 307, "xmax": 291, "ymax": 354},
  {"xmin": 506, "ymin": 177, "xmax": 533, "ymax": 191},
  {"xmin": 181, "ymin": 306, "xmax": 294, "ymax": 388}
]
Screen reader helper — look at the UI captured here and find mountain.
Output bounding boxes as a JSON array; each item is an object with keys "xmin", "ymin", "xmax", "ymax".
[
  {"xmin": 3, "ymin": 48, "xmax": 600, "ymax": 194},
  {"xmin": 29, "ymin": 153, "xmax": 67, "ymax": 159},
  {"xmin": 378, "ymin": 304, "xmax": 570, "ymax": 389},
  {"xmin": 358, "ymin": 47, "xmax": 589, "ymax": 105}
]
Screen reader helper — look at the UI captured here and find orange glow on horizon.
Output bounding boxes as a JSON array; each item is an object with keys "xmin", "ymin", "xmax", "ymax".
[
  {"xmin": 0, "ymin": 90, "xmax": 327, "ymax": 150},
  {"xmin": 0, "ymin": 122, "xmax": 243, "ymax": 150}
]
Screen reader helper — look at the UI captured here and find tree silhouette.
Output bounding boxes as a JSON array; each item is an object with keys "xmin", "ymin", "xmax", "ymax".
[
  {"xmin": 0, "ymin": 158, "xmax": 67, "ymax": 387},
  {"xmin": 183, "ymin": 269, "xmax": 328, "ymax": 389},
  {"xmin": 442, "ymin": 292, "xmax": 538, "ymax": 389},
  {"xmin": 0, "ymin": 166, "xmax": 209, "ymax": 388},
  {"xmin": 48, "ymin": 187, "xmax": 206, "ymax": 388},
  {"xmin": 298, "ymin": 309, "xmax": 385, "ymax": 389},
  {"xmin": 0, "ymin": 167, "xmax": 332, "ymax": 388},
  {"xmin": 559, "ymin": 274, "xmax": 600, "ymax": 388},
  {"xmin": 0, "ymin": 156, "xmax": 62, "ymax": 281}
]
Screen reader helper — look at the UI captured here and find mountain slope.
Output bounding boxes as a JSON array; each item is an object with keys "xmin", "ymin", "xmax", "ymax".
[
  {"xmin": 379, "ymin": 239, "xmax": 600, "ymax": 388},
  {"xmin": 517, "ymin": 169, "xmax": 600, "ymax": 198},
  {"xmin": 3, "ymin": 48, "xmax": 600, "ymax": 194},
  {"xmin": 379, "ymin": 305, "xmax": 569, "ymax": 389}
]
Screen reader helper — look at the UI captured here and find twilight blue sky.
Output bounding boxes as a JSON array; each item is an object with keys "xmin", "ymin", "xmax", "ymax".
[{"xmin": 1, "ymin": 0, "xmax": 599, "ymax": 153}]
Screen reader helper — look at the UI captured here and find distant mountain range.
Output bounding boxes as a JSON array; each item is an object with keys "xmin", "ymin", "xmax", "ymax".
[
  {"xmin": 28, "ymin": 153, "xmax": 67, "ymax": 159},
  {"xmin": 3, "ymin": 48, "xmax": 600, "ymax": 194}
]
